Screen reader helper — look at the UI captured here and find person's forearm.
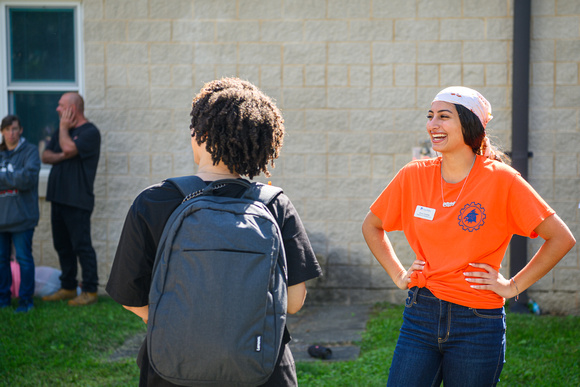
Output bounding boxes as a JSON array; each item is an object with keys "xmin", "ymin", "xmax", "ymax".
[
  {"xmin": 41, "ymin": 149, "xmax": 65, "ymax": 165},
  {"xmin": 287, "ymin": 282, "xmax": 307, "ymax": 314},
  {"xmin": 362, "ymin": 213, "xmax": 406, "ymax": 283},
  {"xmin": 512, "ymin": 215, "xmax": 575, "ymax": 293},
  {"xmin": 0, "ymin": 168, "xmax": 37, "ymax": 190},
  {"xmin": 58, "ymin": 126, "xmax": 78, "ymax": 158}
]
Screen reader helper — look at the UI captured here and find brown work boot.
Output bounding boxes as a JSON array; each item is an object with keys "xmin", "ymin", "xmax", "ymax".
[
  {"xmin": 42, "ymin": 288, "xmax": 77, "ymax": 302},
  {"xmin": 68, "ymin": 292, "xmax": 98, "ymax": 306}
]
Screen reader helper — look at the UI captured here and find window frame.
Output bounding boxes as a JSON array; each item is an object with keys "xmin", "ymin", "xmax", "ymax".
[
  {"xmin": 0, "ymin": 1, "xmax": 84, "ymax": 196},
  {"xmin": 0, "ymin": 0, "xmax": 85, "ymax": 121}
]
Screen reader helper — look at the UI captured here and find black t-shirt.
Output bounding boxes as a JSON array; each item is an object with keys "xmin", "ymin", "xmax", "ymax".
[
  {"xmin": 106, "ymin": 178, "xmax": 322, "ymax": 387},
  {"xmin": 45, "ymin": 122, "xmax": 101, "ymax": 211}
]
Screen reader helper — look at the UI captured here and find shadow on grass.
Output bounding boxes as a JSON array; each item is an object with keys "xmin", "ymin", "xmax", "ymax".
[{"xmin": 1, "ymin": 298, "xmax": 578, "ymax": 386}]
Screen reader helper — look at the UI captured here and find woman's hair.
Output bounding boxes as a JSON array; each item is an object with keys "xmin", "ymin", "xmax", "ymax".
[
  {"xmin": 190, "ymin": 78, "xmax": 285, "ymax": 179},
  {"xmin": 454, "ymin": 104, "xmax": 510, "ymax": 164},
  {"xmin": 0, "ymin": 115, "xmax": 21, "ymax": 152}
]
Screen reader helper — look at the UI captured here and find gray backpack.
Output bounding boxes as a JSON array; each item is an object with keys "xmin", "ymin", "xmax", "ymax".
[{"xmin": 147, "ymin": 177, "xmax": 287, "ymax": 386}]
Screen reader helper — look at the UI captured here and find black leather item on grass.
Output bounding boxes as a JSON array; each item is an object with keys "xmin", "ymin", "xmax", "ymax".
[{"xmin": 308, "ymin": 345, "xmax": 332, "ymax": 360}]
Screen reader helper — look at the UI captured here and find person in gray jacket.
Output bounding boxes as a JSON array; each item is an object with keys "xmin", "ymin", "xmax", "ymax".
[{"xmin": 0, "ymin": 115, "xmax": 40, "ymax": 313}]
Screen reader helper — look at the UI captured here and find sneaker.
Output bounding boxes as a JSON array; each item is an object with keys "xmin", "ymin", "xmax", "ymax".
[
  {"xmin": 15, "ymin": 303, "xmax": 34, "ymax": 313},
  {"xmin": 42, "ymin": 288, "xmax": 77, "ymax": 302},
  {"xmin": 68, "ymin": 292, "xmax": 98, "ymax": 306}
]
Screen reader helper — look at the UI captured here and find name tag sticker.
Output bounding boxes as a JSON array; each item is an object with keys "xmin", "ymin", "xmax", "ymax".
[{"xmin": 414, "ymin": 205, "xmax": 436, "ymax": 221}]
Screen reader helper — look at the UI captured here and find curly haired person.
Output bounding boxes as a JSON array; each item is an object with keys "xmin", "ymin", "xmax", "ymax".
[{"xmin": 107, "ymin": 78, "xmax": 322, "ymax": 386}]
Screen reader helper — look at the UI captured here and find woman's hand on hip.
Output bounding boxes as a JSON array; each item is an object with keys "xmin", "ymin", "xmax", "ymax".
[
  {"xmin": 395, "ymin": 259, "xmax": 425, "ymax": 290},
  {"xmin": 464, "ymin": 262, "xmax": 513, "ymax": 298}
]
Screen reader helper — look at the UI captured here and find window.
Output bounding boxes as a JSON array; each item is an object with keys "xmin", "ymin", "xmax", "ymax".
[{"xmin": 1, "ymin": 2, "xmax": 83, "ymax": 148}]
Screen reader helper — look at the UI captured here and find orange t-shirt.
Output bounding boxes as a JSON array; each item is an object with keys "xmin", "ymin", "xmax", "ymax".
[{"xmin": 370, "ymin": 155, "xmax": 554, "ymax": 309}]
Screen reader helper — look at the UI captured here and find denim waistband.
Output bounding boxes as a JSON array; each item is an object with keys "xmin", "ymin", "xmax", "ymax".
[
  {"xmin": 409, "ymin": 286, "xmax": 505, "ymax": 314},
  {"xmin": 412, "ymin": 286, "xmax": 435, "ymax": 297}
]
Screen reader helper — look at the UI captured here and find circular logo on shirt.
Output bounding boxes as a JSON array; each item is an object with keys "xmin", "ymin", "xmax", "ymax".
[{"xmin": 458, "ymin": 202, "xmax": 486, "ymax": 232}]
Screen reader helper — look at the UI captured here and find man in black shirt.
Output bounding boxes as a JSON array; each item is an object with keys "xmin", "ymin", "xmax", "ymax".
[
  {"xmin": 107, "ymin": 78, "xmax": 322, "ymax": 386},
  {"xmin": 41, "ymin": 92, "xmax": 101, "ymax": 306}
]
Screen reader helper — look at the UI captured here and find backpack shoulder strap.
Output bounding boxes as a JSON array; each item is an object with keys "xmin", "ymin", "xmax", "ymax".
[
  {"xmin": 166, "ymin": 176, "xmax": 282, "ymax": 205},
  {"xmin": 165, "ymin": 175, "xmax": 207, "ymax": 198},
  {"xmin": 244, "ymin": 182, "xmax": 283, "ymax": 206}
]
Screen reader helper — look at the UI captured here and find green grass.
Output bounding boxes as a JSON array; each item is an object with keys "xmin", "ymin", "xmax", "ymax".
[
  {"xmin": 1, "ymin": 298, "xmax": 578, "ymax": 386},
  {"xmin": 297, "ymin": 303, "xmax": 403, "ymax": 387},
  {"xmin": 0, "ymin": 296, "xmax": 145, "ymax": 386},
  {"xmin": 297, "ymin": 303, "xmax": 580, "ymax": 387}
]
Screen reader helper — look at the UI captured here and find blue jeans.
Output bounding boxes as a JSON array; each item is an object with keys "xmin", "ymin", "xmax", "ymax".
[
  {"xmin": 387, "ymin": 287, "xmax": 506, "ymax": 387},
  {"xmin": 0, "ymin": 229, "xmax": 35, "ymax": 306}
]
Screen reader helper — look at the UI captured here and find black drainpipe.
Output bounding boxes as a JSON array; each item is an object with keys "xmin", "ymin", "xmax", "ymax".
[{"xmin": 509, "ymin": 0, "xmax": 532, "ymax": 313}]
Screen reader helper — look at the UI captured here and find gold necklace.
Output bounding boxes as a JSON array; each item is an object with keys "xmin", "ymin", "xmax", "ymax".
[{"xmin": 440, "ymin": 156, "xmax": 476, "ymax": 208}]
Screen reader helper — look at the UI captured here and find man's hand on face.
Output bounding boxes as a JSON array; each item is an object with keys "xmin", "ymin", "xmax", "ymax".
[{"xmin": 60, "ymin": 106, "xmax": 77, "ymax": 130}]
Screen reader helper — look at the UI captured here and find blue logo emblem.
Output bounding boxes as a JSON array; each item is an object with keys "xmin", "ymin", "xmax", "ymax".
[{"xmin": 458, "ymin": 202, "xmax": 486, "ymax": 232}]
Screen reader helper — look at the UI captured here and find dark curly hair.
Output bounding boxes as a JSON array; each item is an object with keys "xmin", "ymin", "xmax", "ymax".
[
  {"xmin": 190, "ymin": 78, "xmax": 285, "ymax": 179},
  {"xmin": 454, "ymin": 104, "xmax": 509, "ymax": 164}
]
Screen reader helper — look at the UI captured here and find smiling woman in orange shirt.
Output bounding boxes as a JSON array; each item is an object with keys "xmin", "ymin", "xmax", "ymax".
[{"xmin": 362, "ymin": 86, "xmax": 575, "ymax": 387}]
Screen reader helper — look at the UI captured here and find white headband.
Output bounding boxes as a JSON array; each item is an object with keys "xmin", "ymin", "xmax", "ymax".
[{"xmin": 432, "ymin": 86, "xmax": 493, "ymax": 129}]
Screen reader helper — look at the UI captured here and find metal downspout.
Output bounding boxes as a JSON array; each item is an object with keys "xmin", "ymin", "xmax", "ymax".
[{"xmin": 509, "ymin": 0, "xmax": 532, "ymax": 313}]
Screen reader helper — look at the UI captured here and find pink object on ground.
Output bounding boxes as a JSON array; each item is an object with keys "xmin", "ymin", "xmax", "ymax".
[{"xmin": 10, "ymin": 260, "xmax": 20, "ymax": 298}]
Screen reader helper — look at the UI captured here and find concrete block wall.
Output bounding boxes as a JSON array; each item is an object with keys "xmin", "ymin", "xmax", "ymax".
[
  {"xmin": 32, "ymin": 0, "xmax": 579, "ymax": 314},
  {"xmin": 525, "ymin": 0, "xmax": 580, "ymax": 314}
]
